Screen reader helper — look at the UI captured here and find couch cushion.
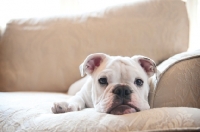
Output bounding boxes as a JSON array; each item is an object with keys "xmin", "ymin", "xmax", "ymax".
[
  {"xmin": 0, "ymin": 0, "xmax": 189, "ymax": 92},
  {"xmin": 149, "ymin": 50, "xmax": 200, "ymax": 108},
  {"xmin": 0, "ymin": 92, "xmax": 200, "ymax": 131}
]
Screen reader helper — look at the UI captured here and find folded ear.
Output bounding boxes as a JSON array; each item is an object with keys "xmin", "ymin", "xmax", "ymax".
[
  {"xmin": 79, "ymin": 53, "xmax": 107, "ymax": 77},
  {"xmin": 132, "ymin": 55, "xmax": 158, "ymax": 78}
]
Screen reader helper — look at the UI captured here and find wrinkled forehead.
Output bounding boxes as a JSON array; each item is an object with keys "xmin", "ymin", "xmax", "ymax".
[
  {"xmin": 101, "ymin": 57, "xmax": 145, "ymax": 79},
  {"xmin": 106, "ymin": 57, "xmax": 137, "ymax": 69}
]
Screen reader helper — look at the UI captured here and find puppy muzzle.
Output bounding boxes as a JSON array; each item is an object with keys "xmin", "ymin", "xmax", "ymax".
[{"xmin": 106, "ymin": 84, "xmax": 140, "ymax": 115}]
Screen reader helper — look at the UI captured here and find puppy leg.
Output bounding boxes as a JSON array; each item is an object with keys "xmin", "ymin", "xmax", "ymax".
[
  {"xmin": 52, "ymin": 89, "xmax": 90, "ymax": 114},
  {"xmin": 52, "ymin": 78, "xmax": 92, "ymax": 114}
]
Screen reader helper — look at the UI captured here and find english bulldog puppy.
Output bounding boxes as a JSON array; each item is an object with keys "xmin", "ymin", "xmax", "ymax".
[{"xmin": 52, "ymin": 53, "xmax": 158, "ymax": 115}]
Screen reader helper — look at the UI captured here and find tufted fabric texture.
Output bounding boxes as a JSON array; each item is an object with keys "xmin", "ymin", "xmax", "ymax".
[
  {"xmin": 0, "ymin": 0, "xmax": 189, "ymax": 92},
  {"xmin": 149, "ymin": 50, "xmax": 200, "ymax": 108},
  {"xmin": 0, "ymin": 92, "xmax": 200, "ymax": 132}
]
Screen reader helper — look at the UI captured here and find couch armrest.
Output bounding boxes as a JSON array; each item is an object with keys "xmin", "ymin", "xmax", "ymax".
[
  {"xmin": 149, "ymin": 50, "xmax": 200, "ymax": 108},
  {"xmin": 0, "ymin": 28, "xmax": 2, "ymax": 40}
]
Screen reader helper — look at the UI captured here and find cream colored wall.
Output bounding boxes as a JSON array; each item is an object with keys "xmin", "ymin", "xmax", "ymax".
[{"xmin": 186, "ymin": 0, "xmax": 200, "ymax": 50}]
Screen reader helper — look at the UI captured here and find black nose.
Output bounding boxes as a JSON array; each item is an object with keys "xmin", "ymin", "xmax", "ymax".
[{"xmin": 113, "ymin": 85, "xmax": 132, "ymax": 98}]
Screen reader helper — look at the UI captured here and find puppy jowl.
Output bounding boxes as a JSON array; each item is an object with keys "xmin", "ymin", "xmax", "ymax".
[{"xmin": 52, "ymin": 53, "xmax": 157, "ymax": 115}]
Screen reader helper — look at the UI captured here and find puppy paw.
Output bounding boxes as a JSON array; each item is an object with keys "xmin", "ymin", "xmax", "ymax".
[
  {"xmin": 51, "ymin": 102, "xmax": 70, "ymax": 114},
  {"xmin": 51, "ymin": 102, "xmax": 81, "ymax": 114}
]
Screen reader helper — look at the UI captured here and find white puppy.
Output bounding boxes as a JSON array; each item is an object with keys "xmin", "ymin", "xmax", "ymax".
[{"xmin": 52, "ymin": 53, "xmax": 157, "ymax": 115}]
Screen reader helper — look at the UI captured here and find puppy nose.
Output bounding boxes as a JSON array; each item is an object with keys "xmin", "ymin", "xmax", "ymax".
[{"xmin": 113, "ymin": 85, "xmax": 132, "ymax": 97}]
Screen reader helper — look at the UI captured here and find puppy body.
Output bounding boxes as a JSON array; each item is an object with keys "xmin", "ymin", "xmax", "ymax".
[{"xmin": 52, "ymin": 53, "xmax": 157, "ymax": 115}]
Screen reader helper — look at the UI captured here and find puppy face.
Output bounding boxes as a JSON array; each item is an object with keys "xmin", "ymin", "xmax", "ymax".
[{"xmin": 80, "ymin": 53, "xmax": 157, "ymax": 115}]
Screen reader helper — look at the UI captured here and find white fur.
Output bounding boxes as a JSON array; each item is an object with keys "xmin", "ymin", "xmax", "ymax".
[{"xmin": 52, "ymin": 53, "xmax": 157, "ymax": 115}]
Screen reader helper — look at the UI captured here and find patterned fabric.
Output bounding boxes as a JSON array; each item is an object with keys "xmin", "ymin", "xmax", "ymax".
[{"xmin": 0, "ymin": 92, "xmax": 200, "ymax": 132}]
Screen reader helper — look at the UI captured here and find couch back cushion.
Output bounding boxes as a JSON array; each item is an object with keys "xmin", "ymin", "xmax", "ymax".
[{"xmin": 0, "ymin": 0, "xmax": 189, "ymax": 92}]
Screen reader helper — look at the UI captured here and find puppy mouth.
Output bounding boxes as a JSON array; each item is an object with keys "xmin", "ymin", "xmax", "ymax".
[{"xmin": 108, "ymin": 104, "xmax": 140, "ymax": 115}]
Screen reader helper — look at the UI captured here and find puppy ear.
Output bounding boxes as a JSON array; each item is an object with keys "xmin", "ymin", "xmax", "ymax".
[
  {"xmin": 132, "ymin": 55, "xmax": 158, "ymax": 78},
  {"xmin": 79, "ymin": 53, "xmax": 107, "ymax": 77}
]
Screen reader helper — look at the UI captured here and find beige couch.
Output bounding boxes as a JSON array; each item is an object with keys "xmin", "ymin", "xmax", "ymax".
[{"xmin": 0, "ymin": 0, "xmax": 200, "ymax": 131}]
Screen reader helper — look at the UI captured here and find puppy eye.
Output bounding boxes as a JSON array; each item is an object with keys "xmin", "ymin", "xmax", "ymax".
[
  {"xmin": 134, "ymin": 79, "xmax": 143, "ymax": 87},
  {"xmin": 98, "ymin": 78, "xmax": 108, "ymax": 85}
]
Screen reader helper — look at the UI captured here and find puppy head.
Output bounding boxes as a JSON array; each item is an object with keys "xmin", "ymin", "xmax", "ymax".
[{"xmin": 80, "ymin": 53, "xmax": 157, "ymax": 115}]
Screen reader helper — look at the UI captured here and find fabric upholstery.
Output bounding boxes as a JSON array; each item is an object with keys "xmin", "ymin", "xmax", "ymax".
[
  {"xmin": 0, "ymin": 92, "xmax": 200, "ymax": 132},
  {"xmin": 0, "ymin": 0, "xmax": 189, "ymax": 92},
  {"xmin": 149, "ymin": 50, "xmax": 200, "ymax": 108}
]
